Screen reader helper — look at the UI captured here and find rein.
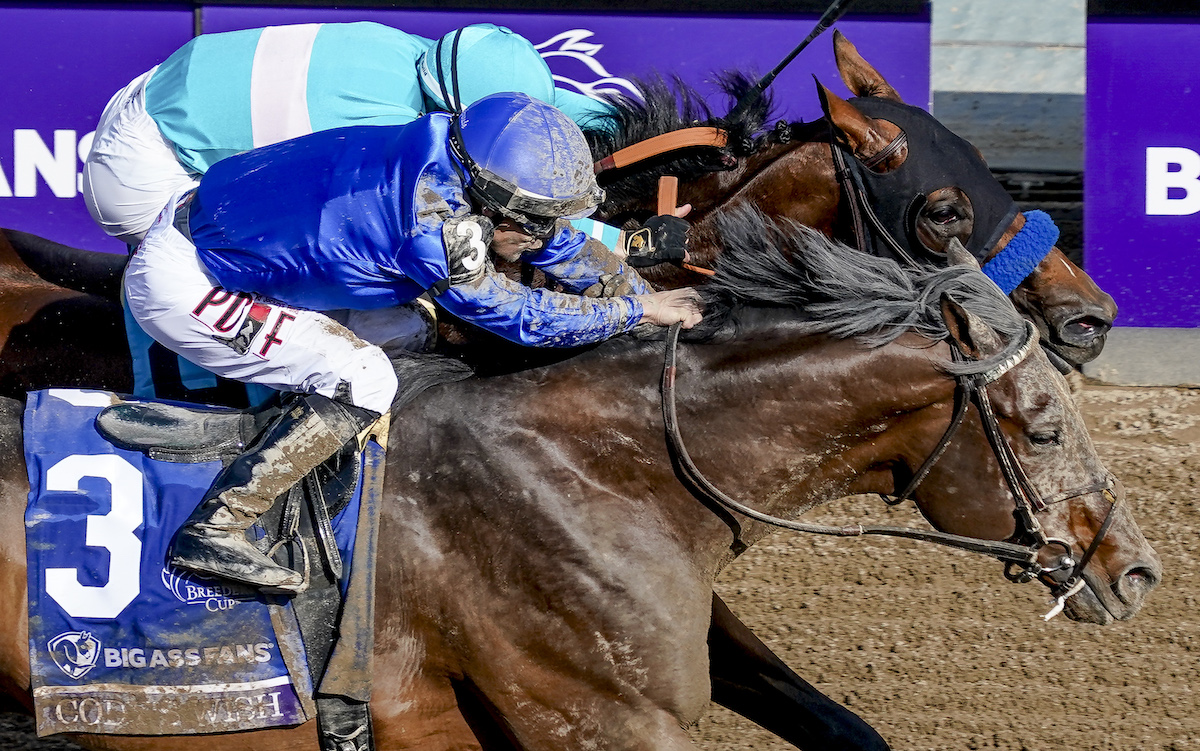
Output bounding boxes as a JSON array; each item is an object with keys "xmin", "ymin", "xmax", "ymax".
[
  {"xmin": 593, "ymin": 127, "xmax": 729, "ymax": 174},
  {"xmin": 660, "ymin": 320, "xmax": 1120, "ymax": 620},
  {"xmin": 660, "ymin": 323, "xmax": 1040, "ymax": 565}
]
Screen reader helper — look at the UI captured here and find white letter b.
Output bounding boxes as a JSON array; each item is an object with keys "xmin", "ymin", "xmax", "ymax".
[{"xmin": 1147, "ymin": 147, "xmax": 1200, "ymax": 215}]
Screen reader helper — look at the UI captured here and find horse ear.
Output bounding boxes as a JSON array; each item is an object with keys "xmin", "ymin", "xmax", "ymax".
[
  {"xmin": 940, "ymin": 293, "xmax": 1003, "ymax": 359},
  {"xmin": 833, "ymin": 30, "xmax": 904, "ymax": 102},
  {"xmin": 945, "ymin": 237, "xmax": 979, "ymax": 270},
  {"xmin": 816, "ymin": 78, "xmax": 879, "ymax": 154}
]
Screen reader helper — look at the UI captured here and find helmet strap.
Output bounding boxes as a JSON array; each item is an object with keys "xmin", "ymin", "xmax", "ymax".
[{"xmin": 437, "ymin": 30, "xmax": 483, "ymax": 191}]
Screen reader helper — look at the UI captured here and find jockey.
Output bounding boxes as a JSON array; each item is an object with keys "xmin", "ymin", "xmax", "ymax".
[
  {"xmin": 82, "ymin": 21, "xmax": 682, "ymax": 262},
  {"xmin": 124, "ymin": 92, "xmax": 704, "ymax": 593}
]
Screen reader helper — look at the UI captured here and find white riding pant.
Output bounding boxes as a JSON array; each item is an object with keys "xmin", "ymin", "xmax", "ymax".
[
  {"xmin": 82, "ymin": 69, "xmax": 200, "ymax": 246},
  {"xmin": 124, "ymin": 197, "xmax": 405, "ymax": 415}
]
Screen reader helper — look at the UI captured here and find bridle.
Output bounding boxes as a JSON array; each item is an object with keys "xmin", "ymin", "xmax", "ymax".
[
  {"xmin": 830, "ymin": 130, "xmax": 917, "ymax": 265},
  {"xmin": 660, "ymin": 319, "xmax": 1121, "ymax": 621},
  {"xmin": 829, "ymin": 128, "xmax": 1074, "ymax": 377}
]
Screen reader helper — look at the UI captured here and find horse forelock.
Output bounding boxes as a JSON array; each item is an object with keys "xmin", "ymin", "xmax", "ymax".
[{"xmin": 691, "ymin": 206, "xmax": 1029, "ymax": 358}]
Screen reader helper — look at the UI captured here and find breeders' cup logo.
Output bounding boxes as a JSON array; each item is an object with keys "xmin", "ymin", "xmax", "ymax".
[
  {"xmin": 47, "ymin": 631, "xmax": 101, "ymax": 680},
  {"xmin": 162, "ymin": 567, "xmax": 247, "ymax": 612},
  {"xmin": 536, "ymin": 30, "xmax": 640, "ymax": 101}
]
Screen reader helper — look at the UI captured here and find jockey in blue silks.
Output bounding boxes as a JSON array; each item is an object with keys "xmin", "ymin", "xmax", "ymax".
[
  {"xmin": 84, "ymin": 22, "xmax": 688, "ymax": 399},
  {"xmin": 124, "ymin": 92, "xmax": 703, "ymax": 593},
  {"xmin": 84, "ymin": 21, "xmax": 635, "ymax": 245}
]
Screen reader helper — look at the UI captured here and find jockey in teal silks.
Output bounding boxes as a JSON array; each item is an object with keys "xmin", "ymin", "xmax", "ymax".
[
  {"xmin": 83, "ymin": 22, "xmax": 689, "ymax": 398},
  {"xmin": 125, "ymin": 92, "xmax": 704, "ymax": 593},
  {"xmin": 84, "ymin": 22, "xmax": 645, "ymax": 245}
]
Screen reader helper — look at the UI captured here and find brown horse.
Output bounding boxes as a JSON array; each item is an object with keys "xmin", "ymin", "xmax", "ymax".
[
  {"xmin": 587, "ymin": 31, "xmax": 1115, "ymax": 367},
  {"xmin": 0, "ymin": 212, "xmax": 1159, "ymax": 750},
  {"xmin": 0, "ymin": 229, "xmax": 130, "ymax": 396},
  {"xmin": 0, "ymin": 32, "xmax": 1127, "ymax": 750}
]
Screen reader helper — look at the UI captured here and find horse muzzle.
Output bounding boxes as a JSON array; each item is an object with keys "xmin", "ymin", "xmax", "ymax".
[
  {"xmin": 1004, "ymin": 244, "xmax": 1118, "ymax": 366},
  {"xmin": 1051, "ymin": 303, "xmax": 1116, "ymax": 358},
  {"xmin": 1061, "ymin": 556, "xmax": 1162, "ymax": 624}
]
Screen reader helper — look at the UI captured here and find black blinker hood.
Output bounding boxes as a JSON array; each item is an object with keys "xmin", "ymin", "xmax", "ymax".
[{"xmin": 842, "ymin": 97, "xmax": 1018, "ymax": 262}]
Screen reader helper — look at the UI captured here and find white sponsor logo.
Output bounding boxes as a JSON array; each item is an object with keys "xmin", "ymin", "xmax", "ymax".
[
  {"xmin": 47, "ymin": 631, "xmax": 102, "ymax": 680},
  {"xmin": 161, "ymin": 566, "xmax": 246, "ymax": 612},
  {"xmin": 0, "ymin": 129, "xmax": 94, "ymax": 198},
  {"xmin": 102, "ymin": 642, "xmax": 274, "ymax": 669}
]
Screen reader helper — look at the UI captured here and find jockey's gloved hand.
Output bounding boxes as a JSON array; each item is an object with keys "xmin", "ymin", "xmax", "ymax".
[{"xmin": 623, "ymin": 215, "xmax": 690, "ymax": 268}]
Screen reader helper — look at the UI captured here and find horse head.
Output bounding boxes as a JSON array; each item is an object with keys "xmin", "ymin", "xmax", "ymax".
[
  {"xmin": 904, "ymin": 293, "xmax": 1160, "ymax": 624},
  {"xmin": 690, "ymin": 210, "xmax": 1158, "ymax": 625},
  {"xmin": 818, "ymin": 31, "xmax": 1116, "ymax": 366}
]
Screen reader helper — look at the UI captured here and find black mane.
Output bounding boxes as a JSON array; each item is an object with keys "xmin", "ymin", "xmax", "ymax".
[{"xmin": 691, "ymin": 205, "xmax": 1028, "ymax": 353}]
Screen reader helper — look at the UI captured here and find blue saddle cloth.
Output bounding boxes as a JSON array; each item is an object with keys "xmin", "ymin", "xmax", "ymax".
[{"xmin": 23, "ymin": 389, "xmax": 364, "ymax": 737}]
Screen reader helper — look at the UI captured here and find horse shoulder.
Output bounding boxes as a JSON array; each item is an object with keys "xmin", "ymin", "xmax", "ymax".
[{"xmin": 375, "ymin": 351, "xmax": 717, "ymax": 721}]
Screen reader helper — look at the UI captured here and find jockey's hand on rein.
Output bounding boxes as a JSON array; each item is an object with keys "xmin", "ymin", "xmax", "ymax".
[
  {"xmin": 623, "ymin": 215, "xmax": 690, "ymax": 267},
  {"xmin": 636, "ymin": 288, "xmax": 704, "ymax": 329}
]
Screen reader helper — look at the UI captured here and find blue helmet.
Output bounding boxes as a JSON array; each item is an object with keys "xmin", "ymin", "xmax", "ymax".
[
  {"xmin": 418, "ymin": 24, "xmax": 556, "ymax": 112},
  {"xmin": 455, "ymin": 92, "xmax": 603, "ymax": 233}
]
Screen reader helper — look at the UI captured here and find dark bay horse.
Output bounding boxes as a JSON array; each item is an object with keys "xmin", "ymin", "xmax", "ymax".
[
  {"xmin": 0, "ymin": 229, "xmax": 129, "ymax": 396},
  {"xmin": 586, "ymin": 30, "xmax": 1115, "ymax": 367},
  {"xmin": 0, "ymin": 211, "xmax": 1159, "ymax": 749},
  {"xmin": 0, "ymin": 31, "xmax": 1129, "ymax": 749}
]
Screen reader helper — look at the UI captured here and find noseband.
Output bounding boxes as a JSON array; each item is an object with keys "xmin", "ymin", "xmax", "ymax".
[{"xmin": 661, "ymin": 321, "xmax": 1120, "ymax": 620}]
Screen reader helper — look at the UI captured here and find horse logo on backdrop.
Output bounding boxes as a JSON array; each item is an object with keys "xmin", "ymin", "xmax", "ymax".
[
  {"xmin": 536, "ymin": 30, "xmax": 641, "ymax": 101},
  {"xmin": 48, "ymin": 631, "xmax": 101, "ymax": 680}
]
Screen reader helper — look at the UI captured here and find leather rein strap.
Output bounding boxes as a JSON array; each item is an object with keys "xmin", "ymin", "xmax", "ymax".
[
  {"xmin": 593, "ymin": 127, "xmax": 729, "ymax": 174},
  {"xmin": 660, "ymin": 319, "xmax": 1122, "ymax": 619},
  {"xmin": 659, "ymin": 322, "xmax": 1040, "ymax": 565},
  {"xmin": 830, "ymin": 133, "xmax": 918, "ymax": 265}
]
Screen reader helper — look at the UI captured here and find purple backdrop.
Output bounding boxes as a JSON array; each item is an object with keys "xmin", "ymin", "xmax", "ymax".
[
  {"xmin": 1086, "ymin": 18, "xmax": 1200, "ymax": 327},
  {"xmin": 0, "ymin": 6, "xmax": 193, "ymax": 253},
  {"xmin": 0, "ymin": 5, "xmax": 929, "ymax": 254}
]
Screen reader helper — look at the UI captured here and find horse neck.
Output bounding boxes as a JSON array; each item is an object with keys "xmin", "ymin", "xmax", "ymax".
[
  {"xmin": 646, "ymin": 323, "xmax": 957, "ymax": 570},
  {"xmin": 395, "ymin": 326, "xmax": 958, "ymax": 585}
]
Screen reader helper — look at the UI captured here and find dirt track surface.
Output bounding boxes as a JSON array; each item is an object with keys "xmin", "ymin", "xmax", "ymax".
[
  {"xmin": 2, "ymin": 382, "xmax": 1196, "ymax": 750},
  {"xmin": 693, "ymin": 380, "xmax": 1200, "ymax": 751}
]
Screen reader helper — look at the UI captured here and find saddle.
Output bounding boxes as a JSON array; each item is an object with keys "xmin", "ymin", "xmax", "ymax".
[{"xmin": 96, "ymin": 397, "xmax": 381, "ymax": 751}]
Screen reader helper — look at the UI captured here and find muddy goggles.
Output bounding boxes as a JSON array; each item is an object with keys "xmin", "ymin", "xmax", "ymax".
[{"xmin": 468, "ymin": 168, "xmax": 604, "ymax": 239}]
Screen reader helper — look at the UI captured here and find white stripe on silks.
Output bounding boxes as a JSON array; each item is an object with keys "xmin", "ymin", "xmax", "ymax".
[{"xmin": 249, "ymin": 24, "xmax": 319, "ymax": 148}]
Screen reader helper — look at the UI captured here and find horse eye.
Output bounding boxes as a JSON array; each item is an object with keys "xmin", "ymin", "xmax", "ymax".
[
  {"xmin": 927, "ymin": 207, "xmax": 959, "ymax": 225},
  {"xmin": 1029, "ymin": 431, "xmax": 1062, "ymax": 447}
]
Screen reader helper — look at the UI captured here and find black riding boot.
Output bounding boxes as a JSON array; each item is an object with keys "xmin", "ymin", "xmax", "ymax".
[{"xmin": 168, "ymin": 394, "xmax": 380, "ymax": 593}]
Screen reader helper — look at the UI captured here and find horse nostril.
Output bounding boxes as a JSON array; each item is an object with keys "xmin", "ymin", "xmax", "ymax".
[
  {"xmin": 1115, "ymin": 565, "xmax": 1160, "ymax": 608},
  {"xmin": 1125, "ymin": 565, "xmax": 1160, "ymax": 587},
  {"xmin": 1062, "ymin": 316, "xmax": 1111, "ymax": 344}
]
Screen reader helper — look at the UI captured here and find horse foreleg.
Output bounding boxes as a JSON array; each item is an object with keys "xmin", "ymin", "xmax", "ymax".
[{"xmin": 708, "ymin": 594, "xmax": 891, "ymax": 751}]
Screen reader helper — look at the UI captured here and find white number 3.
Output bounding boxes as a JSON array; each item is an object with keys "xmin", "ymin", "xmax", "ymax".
[
  {"xmin": 44, "ymin": 455, "xmax": 143, "ymax": 619},
  {"xmin": 456, "ymin": 219, "xmax": 487, "ymax": 271}
]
